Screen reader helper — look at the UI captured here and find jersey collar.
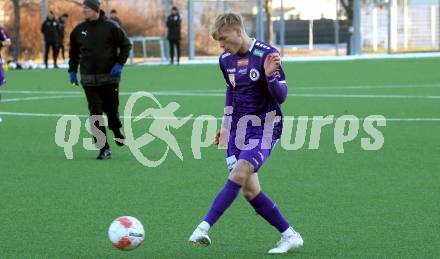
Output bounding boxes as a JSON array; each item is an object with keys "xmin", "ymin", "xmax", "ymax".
[{"xmin": 248, "ymin": 38, "xmax": 257, "ymax": 53}]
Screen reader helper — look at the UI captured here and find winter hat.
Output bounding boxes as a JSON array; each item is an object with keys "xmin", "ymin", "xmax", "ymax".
[{"xmin": 83, "ymin": 0, "xmax": 100, "ymax": 13}]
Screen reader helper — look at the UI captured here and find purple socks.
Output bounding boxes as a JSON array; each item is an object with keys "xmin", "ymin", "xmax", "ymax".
[
  {"xmin": 249, "ymin": 192, "xmax": 290, "ymax": 233},
  {"xmin": 204, "ymin": 179, "xmax": 241, "ymax": 226},
  {"xmin": 203, "ymin": 180, "xmax": 290, "ymax": 234}
]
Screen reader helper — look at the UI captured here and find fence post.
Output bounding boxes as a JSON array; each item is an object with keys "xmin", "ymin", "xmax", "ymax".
[
  {"xmin": 353, "ymin": 0, "xmax": 362, "ymax": 55},
  {"xmin": 280, "ymin": 0, "xmax": 285, "ymax": 57},
  {"xmin": 188, "ymin": 0, "xmax": 195, "ymax": 60}
]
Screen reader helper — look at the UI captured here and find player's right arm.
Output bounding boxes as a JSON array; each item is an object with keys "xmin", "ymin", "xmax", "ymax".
[
  {"xmin": 68, "ymin": 27, "xmax": 80, "ymax": 73},
  {"xmin": 214, "ymin": 58, "xmax": 233, "ymax": 147}
]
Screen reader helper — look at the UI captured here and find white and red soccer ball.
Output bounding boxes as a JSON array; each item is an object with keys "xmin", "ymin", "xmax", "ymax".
[{"xmin": 108, "ymin": 216, "xmax": 145, "ymax": 250}]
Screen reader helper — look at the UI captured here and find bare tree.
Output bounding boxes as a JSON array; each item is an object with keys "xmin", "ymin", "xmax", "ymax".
[
  {"xmin": 264, "ymin": 0, "xmax": 273, "ymax": 44},
  {"xmin": 340, "ymin": 0, "xmax": 353, "ymax": 55},
  {"xmin": 11, "ymin": 0, "xmax": 20, "ymax": 61}
]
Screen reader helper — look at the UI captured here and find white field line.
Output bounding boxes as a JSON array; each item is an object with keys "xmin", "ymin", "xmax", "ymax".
[
  {"xmin": 1, "ymin": 83, "xmax": 440, "ymax": 96},
  {"xmin": 1, "ymin": 95, "xmax": 81, "ymax": 103},
  {"xmin": 1, "ymin": 111, "xmax": 440, "ymax": 122},
  {"xmin": 1, "ymin": 92, "xmax": 439, "ymax": 102}
]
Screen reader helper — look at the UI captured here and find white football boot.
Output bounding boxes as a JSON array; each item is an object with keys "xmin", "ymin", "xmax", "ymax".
[
  {"xmin": 188, "ymin": 226, "xmax": 211, "ymax": 247},
  {"xmin": 268, "ymin": 228, "xmax": 303, "ymax": 254}
]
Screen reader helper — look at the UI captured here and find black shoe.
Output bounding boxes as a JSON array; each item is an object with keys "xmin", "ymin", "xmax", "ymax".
[
  {"xmin": 97, "ymin": 149, "xmax": 112, "ymax": 160},
  {"xmin": 54, "ymin": 65, "xmax": 59, "ymax": 69},
  {"xmin": 113, "ymin": 129, "xmax": 125, "ymax": 147}
]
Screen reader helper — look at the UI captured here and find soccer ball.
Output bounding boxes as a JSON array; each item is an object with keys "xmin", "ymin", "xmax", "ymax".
[{"xmin": 108, "ymin": 216, "xmax": 145, "ymax": 250}]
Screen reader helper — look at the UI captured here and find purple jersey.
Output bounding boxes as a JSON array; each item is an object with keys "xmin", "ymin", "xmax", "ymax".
[
  {"xmin": 219, "ymin": 39, "xmax": 287, "ymax": 139},
  {"xmin": 0, "ymin": 26, "xmax": 10, "ymax": 60}
]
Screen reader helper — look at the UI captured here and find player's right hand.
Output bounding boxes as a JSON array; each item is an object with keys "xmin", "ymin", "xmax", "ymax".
[{"xmin": 213, "ymin": 128, "xmax": 228, "ymax": 147}]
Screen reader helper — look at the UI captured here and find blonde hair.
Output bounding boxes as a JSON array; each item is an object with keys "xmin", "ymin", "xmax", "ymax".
[{"xmin": 211, "ymin": 13, "xmax": 244, "ymax": 40}]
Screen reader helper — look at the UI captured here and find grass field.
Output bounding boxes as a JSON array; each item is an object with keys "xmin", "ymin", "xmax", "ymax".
[{"xmin": 0, "ymin": 57, "xmax": 439, "ymax": 258}]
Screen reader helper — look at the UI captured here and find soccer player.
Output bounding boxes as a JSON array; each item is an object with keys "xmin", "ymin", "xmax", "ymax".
[
  {"xmin": 110, "ymin": 9, "xmax": 122, "ymax": 27},
  {"xmin": 0, "ymin": 25, "xmax": 11, "ymax": 86},
  {"xmin": 68, "ymin": 0, "xmax": 132, "ymax": 159},
  {"xmin": 166, "ymin": 6, "xmax": 182, "ymax": 65},
  {"xmin": 188, "ymin": 13, "xmax": 303, "ymax": 254},
  {"xmin": 41, "ymin": 11, "xmax": 59, "ymax": 69},
  {"xmin": 57, "ymin": 13, "xmax": 69, "ymax": 62}
]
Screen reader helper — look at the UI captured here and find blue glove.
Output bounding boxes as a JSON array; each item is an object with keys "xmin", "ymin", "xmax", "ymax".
[
  {"xmin": 69, "ymin": 72, "xmax": 78, "ymax": 86},
  {"xmin": 110, "ymin": 63, "xmax": 123, "ymax": 77}
]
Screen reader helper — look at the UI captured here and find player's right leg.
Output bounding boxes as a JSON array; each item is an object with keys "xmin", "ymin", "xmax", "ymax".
[
  {"xmin": 189, "ymin": 159, "xmax": 254, "ymax": 247},
  {"xmin": 0, "ymin": 61, "xmax": 6, "ymax": 86},
  {"xmin": 83, "ymin": 86, "xmax": 111, "ymax": 159}
]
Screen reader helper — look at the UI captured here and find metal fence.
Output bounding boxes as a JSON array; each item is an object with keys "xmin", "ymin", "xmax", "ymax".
[
  {"xmin": 362, "ymin": 0, "xmax": 440, "ymax": 53},
  {"xmin": 31, "ymin": 0, "xmax": 440, "ymax": 62}
]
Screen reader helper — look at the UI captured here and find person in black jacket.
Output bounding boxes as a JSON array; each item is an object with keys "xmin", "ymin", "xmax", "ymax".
[
  {"xmin": 68, "ymin": 0, "xmax": 132, "ymax": 160},
  {"xmin": 110, "ymin": 9, "xmax": 122, "ymax": 27},
  {"xmin": 41, "ymin": 11, "xmax": 59, "ymax": 69},
  {"xmin": 57, "ymin": 13, "xmax": 69, "ymax": 61},
  {"xmin": 166, "ymin": 6, "xmax": 182, "ymax": 65}
]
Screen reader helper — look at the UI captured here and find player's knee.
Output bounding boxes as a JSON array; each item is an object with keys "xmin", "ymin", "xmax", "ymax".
[
  {"xmin": 242, "ymin": 187, "xmax": 260, "ymax": 201},
  {"xmin": 229, "ymin": 160, "xmax": 253, "ymax": 186}
]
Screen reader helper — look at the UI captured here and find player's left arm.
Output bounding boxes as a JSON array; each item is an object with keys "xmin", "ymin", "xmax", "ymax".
[
  {"xmin": 0, "ymin": 28, "xmax": 11, "ymax": 47},
  {"xmin": 113, "ymin": 25, "xmax": 132, "ymax": 65},
  {"xmin": 264, "ymin": 52, "xmax": 288, "ymax": 104}
]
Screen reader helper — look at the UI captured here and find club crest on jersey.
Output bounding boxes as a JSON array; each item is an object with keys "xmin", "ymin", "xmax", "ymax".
[
  {"xmin": 228, "ymin": 73, "xmax": 236, "ymax": 87},
  {"xmin": 237, "ymin": 58, "xmax": 249, "ymax": 67},
  {"xmin": 249, "ymin": 68, "xmax": 260, "ymax": 81}
]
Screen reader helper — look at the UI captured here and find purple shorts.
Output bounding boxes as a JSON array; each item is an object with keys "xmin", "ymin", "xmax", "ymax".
[{"xmin": 226, "ymin": 133, "xmax": 279, "ymax": 173}]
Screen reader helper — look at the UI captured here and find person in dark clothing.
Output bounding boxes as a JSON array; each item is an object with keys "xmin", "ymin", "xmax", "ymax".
[
  {"xmin": 41, "ymin": 11, "xmax": 59, "ymax": 69},
  {"xmin": 68, "ymin": 0, "xmax": 132, "ymax": 160},
  {"xmin": 110, "ymin": 9, "xmax": 122, "ymax": 27},
  {"xmin": 166, "ymin": 6, "xmax": 182, "ymax": 65},
  {"xmin": 57, "ymin": 13, "xmax": 69, "ymax": 61}
]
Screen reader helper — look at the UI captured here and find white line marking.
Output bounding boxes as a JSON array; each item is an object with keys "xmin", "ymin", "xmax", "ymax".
[
  {"xmin": 287, "ymin": 93, "xmax": 440, "ymax": 99},
  {"xmin": 2, "ymin": 95, "xmax": 82, "ymax": 103},
  {"xmin": 2, "ymin": 92, "xmax": 439, "ymax": 100},
  {"xmin": 2, "ymin": 84, "xmax": 440, "ymax": 95},
  {"xmin": 1, "ymin": 111, "xmax": 440, "ymax": 122},
  {"xmin": 293, "ymin": 84, "xmax": 440, "ymax": 91},
  {"xmin": 0, "ymin": 90, "xmax": 83, "ymax": 94}
]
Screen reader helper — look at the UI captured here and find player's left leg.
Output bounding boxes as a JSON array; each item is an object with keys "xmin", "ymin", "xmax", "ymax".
[
  {"xmin": 169, "ymin": 40, "xmax": 174, "ymax": 64},
  {"xmin": 240, "ymin": 144, "xmax": 303, "ymax": 254},
  {"xmin": 242, "ymin": 173, "xmax": 303, "ymax": 254},
  {"xmin": 102, "ymin": 83, "xmax": 124, "ymax": 146},
  {"xmin": 52, "ymin": 43, "xmax": 59, "ymax": 68},
  {"xmin": 176, "ymin": 40, "xmax": 181, "ymax": 64}
]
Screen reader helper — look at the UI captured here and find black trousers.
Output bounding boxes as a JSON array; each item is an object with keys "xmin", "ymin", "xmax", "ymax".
[
  {"xmin": 83, "ymin": 84, "xmax": 122, "ymax": 150},
  {"xmin": 44, "ymin": 41, "xmax": 58, "ymax": 67},
  {"xmin": 58, "ymin": 43, "xmax": 65, "ymax": 60},
  {"xmin": 169, "ymin": 40, "xmax": 181, "ymax": 64}
]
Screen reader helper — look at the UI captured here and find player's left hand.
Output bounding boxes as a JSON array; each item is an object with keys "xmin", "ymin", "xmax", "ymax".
[
  {"xmin": 110, "ymin": 63, "xmax": 123, "ymax": 77},
  {"xmin": 264, "ymin": 53, "xmax": 281, "ymax": 77}
]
